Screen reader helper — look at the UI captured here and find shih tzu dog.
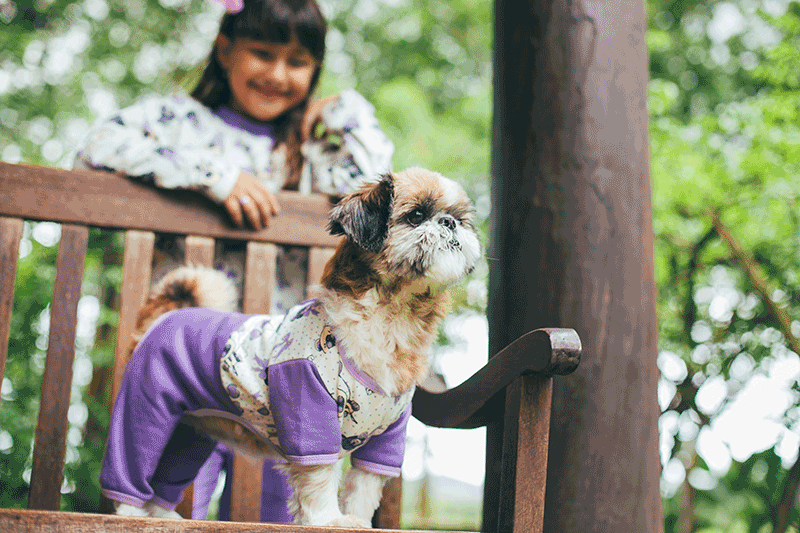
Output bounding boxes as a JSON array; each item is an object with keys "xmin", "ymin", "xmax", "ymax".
[{"xmin": 103, "ymin": 167, "xmax": 481, "ymax": 527}]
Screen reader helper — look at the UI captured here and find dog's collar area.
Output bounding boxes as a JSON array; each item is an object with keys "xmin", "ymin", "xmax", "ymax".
[{"xmin": 337, "ymin": 339, "xmax": 399, "ymax": 398}]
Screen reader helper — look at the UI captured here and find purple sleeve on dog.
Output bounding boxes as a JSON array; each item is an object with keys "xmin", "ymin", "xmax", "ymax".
[
  {"xmin": 350, "ymin": 404, "xmax": 410, "ymax": 478},
  {"xmin": 268, "ymin": 359, "xmax": 341, "ymax": 464}
]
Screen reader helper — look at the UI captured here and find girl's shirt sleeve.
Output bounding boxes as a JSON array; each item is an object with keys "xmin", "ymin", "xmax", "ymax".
[
  {"xmin": 73, "ymin": 96, "xmax": 243, "ymax": 203},
  {"xmin": 301, "ymin": 89, "xmax": 395, "ymax": 195}
]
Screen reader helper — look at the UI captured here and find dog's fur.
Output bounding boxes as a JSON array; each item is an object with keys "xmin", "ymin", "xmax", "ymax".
[{"xmin": 115, "ymin": 167, "xmax": 481, "ymax": 527}]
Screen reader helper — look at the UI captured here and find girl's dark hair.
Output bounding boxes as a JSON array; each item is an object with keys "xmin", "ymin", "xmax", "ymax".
[{"xmin": 191, "ymin": 0, "xmax": 327, "ymax": 190}]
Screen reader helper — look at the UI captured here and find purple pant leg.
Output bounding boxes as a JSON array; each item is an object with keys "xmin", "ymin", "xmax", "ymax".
[
  {"xmin": 150, "ymin": 422, "xmax": 219, "ymax": 509},
  {"xmin": 100, "ymin": 309, "xmax": 248, "ymax": 509},
  {"xmin": 191, "ymin": 443, "xmax": 232, "ymax": 519},
  {"xmin": 260, "ymin": 459, "xmax": 293, "ymax": 523},
  {"xmin": 192, "ymin": 448, "xmax": 292, "ymax": 522}
]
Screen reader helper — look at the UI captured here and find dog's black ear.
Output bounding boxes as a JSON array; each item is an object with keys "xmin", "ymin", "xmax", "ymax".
[{"xmin": 328, "ymin": 174, "xmax": 394, "ymax": 252}]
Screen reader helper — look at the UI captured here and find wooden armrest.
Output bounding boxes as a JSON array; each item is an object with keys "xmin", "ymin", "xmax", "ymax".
[{"xmin": 412, "ymin": 328, "xmax": 581, "ymax": 429}]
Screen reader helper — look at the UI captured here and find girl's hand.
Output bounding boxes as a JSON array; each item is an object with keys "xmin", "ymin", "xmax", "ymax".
[
  {"xmin": 223, "ymin": 172, "xmax": 281, "ymax": 230},
  {"xmin": 302, "ymin": 94, "xmax": 339, "ymax": 141}
]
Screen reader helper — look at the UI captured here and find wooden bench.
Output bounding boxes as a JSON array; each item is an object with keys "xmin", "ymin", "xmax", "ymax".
[{"xmin": 0, "ymin": 161, "xmax": 581, "ymax": 532}]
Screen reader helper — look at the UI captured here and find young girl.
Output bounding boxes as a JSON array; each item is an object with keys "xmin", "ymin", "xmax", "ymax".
[{"xmin": 73, "ymin": 0, "xmax": 394, "ymax": 522}]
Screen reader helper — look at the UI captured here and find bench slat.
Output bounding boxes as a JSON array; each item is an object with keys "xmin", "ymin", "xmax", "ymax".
[
  {"xmin": 112, "ymin": 230, "xmax": 155, "ymax": 405},
  {"xmin": 373, "ymin": 477, "xmax": 402, "ymax": 529},
  {"xmin": 306, "ymin": 247, "xmax": 335, "ymax": 299},
  {"xmin": 242, "ymin": 242, "xmax": 277, "ymax": 315},
  {"xmin": 0, "ymin": 162, "xmax": 339, "ymax": 248},
  {"xmin": 28, "ymin": 223, "xmax": 89, "ymax": 511},
  {"xmin": 174, "ymin": 235, "xmax": 217, "ymax": 519},
  {"xmin": 0, "ymin": 217, "xmax": 23, "ymax": 399},
  {"xmin": 228, "ymin": 241, "xmax": 279, "ymax": 522},
  {"xmin": 497, "ymin": 375, "xmax": 552, "ymax": 533},
  {"xmin": 185, "ymin": 236, "xmax": 215, "ymax": 268},
  {"xmin": 0, "ymin": 508, "xmax": 469, "ymax": 533}
]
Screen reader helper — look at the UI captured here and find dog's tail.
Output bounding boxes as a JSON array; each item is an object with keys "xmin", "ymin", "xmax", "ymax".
[{"xmin": 129, "ymin": 266, "xmax": 237, "ymax": 354}]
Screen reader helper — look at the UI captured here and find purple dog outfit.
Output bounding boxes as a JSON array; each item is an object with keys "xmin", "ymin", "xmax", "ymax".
[{"xmin": 101, "ymin": 299, "xmax": 412, "ymax": 516}]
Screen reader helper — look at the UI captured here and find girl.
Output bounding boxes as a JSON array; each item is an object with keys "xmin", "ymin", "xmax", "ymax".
[{"xmin": 73, "ymin": 0, "xmax": 394, "ymax": 522}]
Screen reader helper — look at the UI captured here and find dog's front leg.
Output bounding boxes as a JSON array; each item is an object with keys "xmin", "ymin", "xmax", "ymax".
[
  {"xmin": 283, "ymin": 463, "xmax": 371, "ymax": 527},
  {"xmin": 340, "ymin": 466, "xmax": 390, "ymax": 525}
]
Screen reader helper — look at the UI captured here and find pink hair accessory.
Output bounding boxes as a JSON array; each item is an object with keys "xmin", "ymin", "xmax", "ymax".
[{"xmin": 210, "ymin": 0, "xmax": 244, "ymax": 14}]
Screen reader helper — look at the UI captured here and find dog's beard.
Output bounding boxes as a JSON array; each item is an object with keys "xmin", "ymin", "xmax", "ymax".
[{"xmin": 384, "ymin": 215, "xmax": 481, "ymax": 289}]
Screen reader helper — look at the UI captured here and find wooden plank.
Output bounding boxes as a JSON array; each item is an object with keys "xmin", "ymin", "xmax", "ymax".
[
  {"xmin": 175, "ymin": 482, "xmax": 195, "ymax": 520},
  {"xmin": 28, "ymin": 224, "xmax": 88, "ymax": 511},
  {"xmin": 373, "ymin": 476, "xmax": 402, "ymax": 529},
  {"xmin": 306, "ymin": 247, "xmax": 335, "ymax": 299},
  {"xmin": 227, "ymin": 242, "xmax": 278, "ymax": 521},
  {"xmin": 229, "ymin": 454, "xmax": 264, "ymax": 523},
  {"xmin": 497, "ymin": 375, "xmax": 552, "ymax": 533},
  {"xmin": 176, "ymin": 237, "xmax": 217, "ymax": 519},
  {"xmin": 0, "ymin": 508, "xmax": 468, "ymax": 533},
  {"xmin": 242, "ymin": 241, "xmax": 277, "ymax": 314},
  {"xmin": 0, "ymin": 162, "xmax": 339, "ymax": 247},
  {"xmin": 0, "ymin": 217, "xmax": 22, "ymax": 400},
  {"xmin": 185, "ymin": 236, "xmax": 215, "ymax": 267},
  {"xmin": 112, "ymin": 230, "xmax": 155, "ymax": 403}
]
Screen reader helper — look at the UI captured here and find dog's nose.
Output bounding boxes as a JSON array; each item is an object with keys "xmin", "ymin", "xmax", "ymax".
[{"xmin": 439, "ymin": 215, "xmax": 456, "ymax": 231}]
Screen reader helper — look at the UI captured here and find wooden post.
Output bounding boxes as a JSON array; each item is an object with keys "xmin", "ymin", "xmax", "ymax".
[{"xmin": 487, "ymin": 0, "xmax": 662, "ymax": 530}]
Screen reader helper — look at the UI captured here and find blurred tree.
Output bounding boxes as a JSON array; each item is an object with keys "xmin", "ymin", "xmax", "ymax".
[{"xmin": 648, "ymin": 1, "xmax": 800, "ymax": 531}]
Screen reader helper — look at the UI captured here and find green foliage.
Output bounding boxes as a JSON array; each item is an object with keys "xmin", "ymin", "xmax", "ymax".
[{"xmin": 649, "ymin": 0, "xmax": 800, "ymax": 530}]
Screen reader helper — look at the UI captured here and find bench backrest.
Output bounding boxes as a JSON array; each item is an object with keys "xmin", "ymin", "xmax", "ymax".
[{"xmin": 0, "ymin": 162, "xmax": 344, "ymax": 521}]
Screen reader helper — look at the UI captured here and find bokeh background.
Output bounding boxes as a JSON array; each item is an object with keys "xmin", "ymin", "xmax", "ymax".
[{"xmin": 1, "ymin": 0, "xmax": 800, "ymax": 530}]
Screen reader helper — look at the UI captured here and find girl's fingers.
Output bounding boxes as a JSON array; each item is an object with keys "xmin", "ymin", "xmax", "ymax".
[
  {"xmin": 239, "ymin": 195, "xmax": 263, "ymax": 229},
  {"xmin": 225, "ymin": 173, "xmax": 281, "ymax": 229},
  {"xmin": 224, "ymin": 197, "xmax": 245, "ymax": 227},
  {"xmin": 250, "ymin": 186, "xmax": 280, "ymax": 221},
  {"xmin": 253, "ymin": 195, "xmax": 273, "ymax": 226}
]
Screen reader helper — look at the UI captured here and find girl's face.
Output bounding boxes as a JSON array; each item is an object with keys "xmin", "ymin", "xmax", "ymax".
[{"xmin": 216, "ymin": 34, "xmax": 317, "ymax": 123}]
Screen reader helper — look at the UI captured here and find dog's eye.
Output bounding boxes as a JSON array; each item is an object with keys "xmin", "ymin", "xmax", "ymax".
[{"xmin": 407, "ymin": 209, "xmax": 426, "ymax": 226}]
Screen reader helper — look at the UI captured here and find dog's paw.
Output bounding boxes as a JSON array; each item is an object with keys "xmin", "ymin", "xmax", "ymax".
[
  {"xmin": 325, "ymin": 514, "xmax": 371, "ymax": 528},
  {"xmin": 115, "ymin": 503, "xmax": 149, "ymax": 517},
  {"xmin": 144, "ymin": 501, "xmax": 183, "ymax": 519}
]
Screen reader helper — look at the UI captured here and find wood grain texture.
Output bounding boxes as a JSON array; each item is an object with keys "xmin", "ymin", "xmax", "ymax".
[
  {"xmin": 226, "ymin": 241, "xmax": 279, "ymax": 521},
  {"xmin": 243, "ymin": 241, "xmax": 277, "ymax": 314},
  {"xmin": 175, "ymin": 483, "xmax": 195, "ymax": 520},
  {"xmin": 28, "ymin": 224, "xmax": 88, "ymax": 511},
  {"xmin": 489, "ymin": 0, "xmax": 660, "ymax": 528},
  {"xmin": 0, "ymin": 162, "xmax": 339, "ymax": 247},
  {"xmin": 176, "ymin": 235, "xmax": 216, "ymax": 518},
  {"xmin": 373, "ymin": 476, "xmax": 402, "ymax": 529},
  {"xmin": 229, "ymin": 454, "xmax": 263, "ymax": 523},
  {"xmin": 497, "ymin": 376, "xmax": 552, "ymax": 533},
  {"xmin": 0, "ymin": 508, "xmax": 469, "ymax": 533},
  {"xmin": 112, "ymin": 230, "xmax": 155, "ymax": 405},
  {"xmin": 185, "ymin": 236, "xmax": 215, "ymax": 267},
  {"xmin": 306, "ymin": 247, "xmax": 335, "ymax": 299},
  {"xmin": 0, "ymin": 217, "xmax": 22, "ymax": 399},
  {"xmin": 412, "ymin": 328, "xmax": 579, "ymax": 430}
]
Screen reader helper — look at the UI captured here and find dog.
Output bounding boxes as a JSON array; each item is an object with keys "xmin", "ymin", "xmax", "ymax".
[{"xmin": 102, "ymin": 167, "xmax": 481, "ymax": 527}]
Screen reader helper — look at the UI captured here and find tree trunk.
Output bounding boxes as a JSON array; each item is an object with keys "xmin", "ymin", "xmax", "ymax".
[{"xmin": 486, "ymin": 0, "xmax": 662, "ymax": 530}]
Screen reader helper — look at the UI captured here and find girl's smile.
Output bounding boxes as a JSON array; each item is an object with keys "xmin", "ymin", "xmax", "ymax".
[{"xmin": 216, "ymin": 36, "xmax": 318, "ymax": 123}]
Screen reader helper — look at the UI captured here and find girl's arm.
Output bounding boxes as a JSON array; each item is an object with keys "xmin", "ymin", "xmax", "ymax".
[
  {"xmin": 73, "ymin": 96, "xmax": 242, "ymax": 204},
  {"xmin": 301, "ymin": 89, "xmax": 395, "ymax": 196}
]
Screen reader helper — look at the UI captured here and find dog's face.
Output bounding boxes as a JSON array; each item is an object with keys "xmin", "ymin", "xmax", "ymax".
[{"xmin": 328, "ymin": 167, "xmax": 481, "ymax": 292}]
